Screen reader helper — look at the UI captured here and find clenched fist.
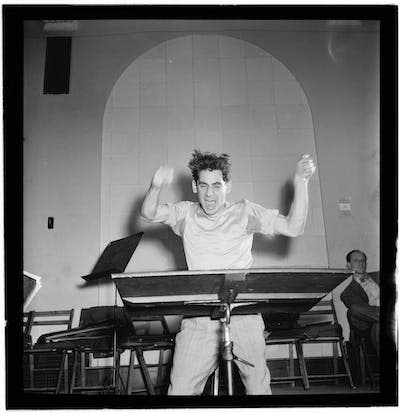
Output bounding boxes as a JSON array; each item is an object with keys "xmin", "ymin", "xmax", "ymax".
[
  {"xmin": 295, "ymin": 154, "xmax": 316, "ymax": 181},
  {"xmin": 151, "ymin": 165, "xmax": 174, "ymax": 188}
]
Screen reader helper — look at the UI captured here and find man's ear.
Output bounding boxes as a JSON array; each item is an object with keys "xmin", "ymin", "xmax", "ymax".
[
  {"xmin": 226, "ymin": 181, "xmax": 232, "ymax": 194},
  {"xmin": 346, "ymin": 262, "xmax": 352, "ymax": 271},
  {"xmin": 192, "ymin": 180, "xmax": 198, "ymax": 194}
]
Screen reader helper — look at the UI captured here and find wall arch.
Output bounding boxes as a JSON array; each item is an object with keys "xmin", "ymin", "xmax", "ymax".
[{"xmin": 99, "ymin": 34, "xmax": 327, "ymax": 305}]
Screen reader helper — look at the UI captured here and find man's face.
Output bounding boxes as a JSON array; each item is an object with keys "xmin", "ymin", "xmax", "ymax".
[
  {"xmin": 193, "ymin": 169, "xmax": 231, "ymax": 216},
  {"xmin": 347, "ymin": 251, "xmax": 367, "ymax": 275}
]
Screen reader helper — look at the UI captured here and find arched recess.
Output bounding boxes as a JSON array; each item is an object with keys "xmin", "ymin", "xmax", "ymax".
[{"xmin": 99, "ymin": 34, "xmax": 327, "ymax": 305}]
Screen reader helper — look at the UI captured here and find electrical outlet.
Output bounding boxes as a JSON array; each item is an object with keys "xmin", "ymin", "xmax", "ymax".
[{"xmin": 48, "ymin": 217, "xmax": 54, "ymax": 229}]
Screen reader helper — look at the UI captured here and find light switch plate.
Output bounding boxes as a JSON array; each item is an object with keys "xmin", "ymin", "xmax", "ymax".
[{"xmin": 339, "ymin": 198, "xmax": 351, "ymax": 215}]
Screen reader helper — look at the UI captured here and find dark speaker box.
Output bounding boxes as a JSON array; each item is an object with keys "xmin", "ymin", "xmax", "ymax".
[{"xmin": 43, "ymin": 37, "xmax": 71, "ymax": 94}]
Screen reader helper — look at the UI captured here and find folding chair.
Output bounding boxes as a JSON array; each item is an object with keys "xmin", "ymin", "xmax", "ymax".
[
  {"xmin": 24, "ymin": 310, "xmax": 74, "ymax": 335},
  {"xmin": 265, "ymin": 328, "xmax": 310, "ymax": 389},
  {"xmin": 296, "ymin": 295, "xmax": 355, "ymax": 389},
  {"xmin": 67, "ymin": 306, "xmax": 124, "ymax": 394},
  {"xmin": 63, "ymin": 307, "xmax": 172, "ymax": 395},
  {"xmin": 23, "ymin": 309, "xmax": 75, "ymax": 393},
  {"xmin": 117, "ymin": 314, "xmax": 175, "ymax": 395}
]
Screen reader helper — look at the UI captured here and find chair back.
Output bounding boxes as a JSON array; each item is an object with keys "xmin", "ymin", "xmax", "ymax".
[
  {"xmin": 297, "ymin": 294, "xmax": 339, "ymax": 327},
  {"xmin": 130, "ymin": 315, "xmax": 171, "ymax": 336},
  {"xmin": 79, "ymin": 306, "xmax": 129, "ymax": 329},
  {"xmin": 23, "ymin": 310, "xmax": 74, "ymax": 344},
  {"xmin": 23, "ymin": 311, "xmax": 35, "ymax": 335}
]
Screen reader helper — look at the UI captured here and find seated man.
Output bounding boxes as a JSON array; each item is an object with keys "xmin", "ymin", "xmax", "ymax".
[{"xmin": 340, "ymin": 250, "xmax": 379, "ymax": 354}]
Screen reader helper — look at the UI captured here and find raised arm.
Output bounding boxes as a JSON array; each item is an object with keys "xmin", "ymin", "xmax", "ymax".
[
  {"xmin": 141, "ymin": 165, "xmax": 174, "ymax": 222},
  {"xmin": 273, "ymin": 154, "xmax": 316, "ymax": 237}
]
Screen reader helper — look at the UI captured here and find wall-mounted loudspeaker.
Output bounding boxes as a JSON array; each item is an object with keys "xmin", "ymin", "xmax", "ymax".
[{"xmin": 43, "ymin": 37, "xmax": 71, "ymax": 94}]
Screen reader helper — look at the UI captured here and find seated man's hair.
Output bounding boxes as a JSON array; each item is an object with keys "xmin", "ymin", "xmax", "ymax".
[
  {"xmin": 188, "ymin": 149, "xmax": 231, "ymax": 182},
  {"xmin": 346, "ymin": 249, "xmax": 367, "ymax": 262}
]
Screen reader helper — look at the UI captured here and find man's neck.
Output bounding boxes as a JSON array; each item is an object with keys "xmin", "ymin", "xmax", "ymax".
[
  {"xmin": 353, "ymin": 272, "xmax": 366, "ymax": 278},
  {"xmin": 199, "ymin": 202, "xmax": 229, "ymax": 218},
  {"xmin": 353, "ymin": 272, "xmax": 370, "ymax": 282}
]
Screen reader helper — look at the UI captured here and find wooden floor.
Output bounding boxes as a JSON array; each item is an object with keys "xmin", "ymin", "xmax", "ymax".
[
  {"xmin": 271, "ymin": 382, "xmax": 379, "ymax": 395},
  {"xmin": 204, "ymin": 375, "xmax": 380, "ymax": 396},
  {"xmin": 206, "ymin": 362, "xmax": 380, "ymax": 396}
]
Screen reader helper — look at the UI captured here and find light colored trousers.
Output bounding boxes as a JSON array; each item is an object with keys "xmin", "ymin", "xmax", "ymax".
[{"xmin": 168, "ymin": 314, "xmax": 271, "ymax": 395}]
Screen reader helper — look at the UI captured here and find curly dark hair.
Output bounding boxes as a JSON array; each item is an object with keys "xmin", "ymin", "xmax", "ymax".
[{"xmin": 188, "ymin": 149, "xmax": 231, "ymax": 182}]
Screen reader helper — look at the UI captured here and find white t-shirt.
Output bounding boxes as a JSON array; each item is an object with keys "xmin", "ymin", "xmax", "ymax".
[{"xmin": 162, "ymin": 199, "xmax": 279, "ymax": 270}]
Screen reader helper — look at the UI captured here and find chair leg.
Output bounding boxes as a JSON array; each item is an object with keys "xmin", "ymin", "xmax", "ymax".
[
  {"xmin": 156, "ymin": 349, "xmax": 164, "ymax": 387},
  {"xmin": 55, "ymin": 350, "xmax": 67, "ymax": 394},
  {"xmin": 80, "ymin": 351, "xmax": 86, "ymax": 388},
  {"xmin": 28, "ymin": 353, "xmax": 34, "ymax": 389},
  {"xmin": 136, "ymin": 348, "xmax": 155, "ymax": 395},
  {"xmin": 161, "ymin": 317, "xmax": 170, "ymax": 335},
  {"xmin": 338, "ymin": 339, "xmax": 356, "ymax": 389},
  {"xmin": 332, "ymin": 342, "xmax": 339, "ymax": 385},
  {"xmin": 288, "ymin": 343, "xmax": 295, "ymax": 387},
  {"xmin": 63, "ymin": 351, "xmax": 69, "ymax": 393},
  {"xmin": 69, "ymin": 350, "xmax": 79, "ymax": 394},
  {"xmin": 115, "ymin": 349, "xmax": 124, "ymax": 394},
  {"xmin": 295, "ymin": 341, "xmax": 310, "ymax": 390},
  {"xmin": 126, "ymin": 350, "xmax": 136, "ymax": 395}
]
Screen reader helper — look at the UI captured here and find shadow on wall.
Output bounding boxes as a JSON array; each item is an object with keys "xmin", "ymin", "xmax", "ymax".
[
  {"xmin": 86, "ymin": 173, "xmax": 295, "ymax": 275},
  {"xmin": 126, "ymin": 171, "xmax": 197, "ymax": 270},
  {"xmin": 252, "ymin": 178, "xmax": 294, "ymax": 258}
]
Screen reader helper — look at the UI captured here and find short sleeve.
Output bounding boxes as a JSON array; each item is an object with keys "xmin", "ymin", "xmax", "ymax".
[
  {"xmin": 162, "ymin": 201, "xmax": 192, "ymax": 236},
  {"xmin": 246, "ymin": 201, "xmax": 279, "ymax": 235}
]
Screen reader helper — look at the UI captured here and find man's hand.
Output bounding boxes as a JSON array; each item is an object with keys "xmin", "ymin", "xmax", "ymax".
[
  {"xmin": 142, "ymin": 166, "xmax": 174, "ymax": 221},
  {"xmin": 295, "ymin": 154, "xmax": 316, "ymax": 181},
  {"xmin": 151, "ymin": 165, "xmax": 174, "ymax": 188}
]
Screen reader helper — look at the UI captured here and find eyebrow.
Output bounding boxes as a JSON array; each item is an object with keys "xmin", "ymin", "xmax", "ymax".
[{"xmin": 198, "ymin": 181, "xmax": 222, "ymax": 186}]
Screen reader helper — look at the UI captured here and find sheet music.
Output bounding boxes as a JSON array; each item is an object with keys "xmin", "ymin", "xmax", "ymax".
[{"xmin": 23, "ymin": 271, "xmax": 42, "ymax": 310}]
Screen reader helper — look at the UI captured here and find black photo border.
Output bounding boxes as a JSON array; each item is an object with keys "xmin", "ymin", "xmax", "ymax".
[{"xmin": 3, "ymin": 4, "xmax": 398, "ymax": 409}]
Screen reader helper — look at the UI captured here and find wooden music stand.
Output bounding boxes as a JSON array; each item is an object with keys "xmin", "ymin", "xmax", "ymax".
[{"xmin": 112, "ymin": 268, "xmax": 350, "ymax": 395}]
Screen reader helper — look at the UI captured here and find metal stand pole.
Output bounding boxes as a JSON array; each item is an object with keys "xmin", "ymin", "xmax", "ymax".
[
  {"xmin": 112, "ymin": 286, "xmax": 118, "ymax": 393},
  {"xmin": 219, "ymin": 301, "xmax": 255, "ymax": 395},
  {"xmin": 220, "ymin": 303, "xmax": 234, "ymax": 395}
]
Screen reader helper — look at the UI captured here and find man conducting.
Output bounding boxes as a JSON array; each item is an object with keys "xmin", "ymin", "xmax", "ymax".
[{"xmin": 141, "ymin": 150, "xmax": 315, "ymax": 395}]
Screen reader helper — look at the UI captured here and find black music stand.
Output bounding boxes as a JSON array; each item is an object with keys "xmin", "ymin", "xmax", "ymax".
[
  {"xmin": 112, "ymin": 268, "xmax": 350, "ymax": 395},
  {"xmin": 82, "ymin": 232, "xmax": 143, "ymax": 281},
  {"xmin": 81, "ymin": 232, "xmax": 143, "ymax": 393}
]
